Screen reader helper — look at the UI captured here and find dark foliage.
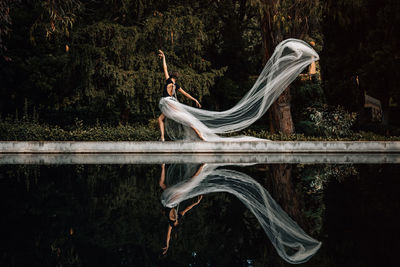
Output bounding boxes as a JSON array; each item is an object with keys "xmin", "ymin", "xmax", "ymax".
[{"xmin": 0, "ymin": 0, "xmax": 399, "ymax": 137}]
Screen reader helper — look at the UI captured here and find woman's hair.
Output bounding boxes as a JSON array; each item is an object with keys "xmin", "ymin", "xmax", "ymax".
[{"xmin": 170, "ymin": 71, "xmax": 179, "ymax": 79}]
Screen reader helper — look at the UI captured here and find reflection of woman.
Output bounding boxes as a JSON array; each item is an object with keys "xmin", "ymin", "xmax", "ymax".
[
  {"xmin": 157, "ymin": 50, "xmax": 203, "ymax": 141},
  {"xmin": 159, "ymin": 163, "xmax": 204, "ymax": 255},
  {"xmin": 161, "ymin": 163, "xmax": 321, "ymax": 264}
]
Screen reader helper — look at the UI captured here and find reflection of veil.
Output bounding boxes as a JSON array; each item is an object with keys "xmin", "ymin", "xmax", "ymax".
[
  {"xmin": 164, "ymin": 163, "xmax": 202, "ymax": 187},
  {"xmin": 159, "ymin": 39, "xmax": 319, "ymax": 141},
  {"xmin": 161, "ymin": 164, "xmax": 321, "ymax": 264}
]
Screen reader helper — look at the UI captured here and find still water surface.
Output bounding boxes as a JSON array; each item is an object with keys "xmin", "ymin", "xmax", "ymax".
[{"xmin": 0, "ymin": 155, "xmax": 399, "ymax": 266}]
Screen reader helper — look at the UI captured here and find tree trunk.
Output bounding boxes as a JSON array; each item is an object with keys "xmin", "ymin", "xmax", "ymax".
[
  {"xmin": 267, "ymin": 164, "xmax": 306, "ymax": 229},
  {"xmin": 269, "ymin": 89, "xmax": 295, "ymax": 134},
  {"xmin": 260, "ymin": 0, "xmax": 295, "ymax": 134}
]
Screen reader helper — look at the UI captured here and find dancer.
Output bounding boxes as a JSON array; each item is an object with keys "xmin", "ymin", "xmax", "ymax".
[
  {"xmin": 159, "ymin": 163, "xmax": 204, "ymax": 255},
  {"xmin": 159, "ymin": 39, "xmax": 319, "ymax": 141},
  {"xmin": 157, "ymin": 50, "xmax": 203, "ymax": 141}
]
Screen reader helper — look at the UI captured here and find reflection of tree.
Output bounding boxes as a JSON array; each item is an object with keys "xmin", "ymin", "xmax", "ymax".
[
  {"xmin": 297, "ymin": 164, "xmax": 358, "ymax": 236},
  {"xmin": 0, "ymin": 164, "xmax": 166, "ymax": 265},
  {"xmin": 268, "ymin": 164, "xmax": 306, "ymax": 228},
  {"xmin": 264, "ymin": 163, "xmax": 359, "ymax": 239},
  {"xmin": 324, "ymin": 164, "xmax": 399, "ymax": 266},
  {"xmin": 3, "ymin": 163, "xmax": 360, "ymax": 266}
]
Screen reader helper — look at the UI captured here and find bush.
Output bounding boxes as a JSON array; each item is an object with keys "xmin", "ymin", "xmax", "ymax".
[
  {"xmin": 237, "ymin": 129, "xmax": 400, "ymax": 141},
  {"xmin": 297, "ymin": 104, "xmax": 357, "ymax": 138},
  {"xmin": 1, "ymin": 117, "xmax": 399, "ymax": 141},
  {"xmin": 0, "ymin": 120, "xmax": 159, "ymax": 141},
  {"xmin": 291, "ymin": 76, "xmax": 326, "ymax": 122}
]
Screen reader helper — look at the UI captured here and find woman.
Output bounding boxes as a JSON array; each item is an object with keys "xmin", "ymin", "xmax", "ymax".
[
  {"xmin": 157, "ymin": 50, "xmax": 203, "ymax": 141},
  {"xmin": 159, "ymin": 163, "xmax": 204, "ymax": 255},
  {"xmin": 158, "ymin": 39, "xmax": 319, "ymax": 141}
]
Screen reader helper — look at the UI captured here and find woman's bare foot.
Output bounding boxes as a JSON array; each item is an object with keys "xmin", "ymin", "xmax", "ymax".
[{"xmin": 191, "ymin": 127, "xmax": 205, "ymax": 141}]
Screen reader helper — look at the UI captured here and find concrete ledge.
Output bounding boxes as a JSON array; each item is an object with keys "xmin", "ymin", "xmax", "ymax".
[
  {"xmin": 1, "ymin": 141, "xmax": 400, "ymax": 154},
  {"xmin": 1, "ymin": 153, "xmax": 400, "ymax": 165}
]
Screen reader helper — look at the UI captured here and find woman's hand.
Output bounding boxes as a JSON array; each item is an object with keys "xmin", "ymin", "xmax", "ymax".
[
  {"xmin": 158, "ymin": 50, "xmax": 165, "ymax": 59},
  {"xmin": 194, "ymin": 99, "xmax": 202, "ymax": 108},
  {"xmin": 162, "ymin": 246, "xmax": 169, "ymax": 255},
  {"xmin": 196, "ymin": 195, "xmax": 203, "ymax": 204}
]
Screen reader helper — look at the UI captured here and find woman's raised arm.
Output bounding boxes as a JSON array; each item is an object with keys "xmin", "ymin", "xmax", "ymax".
[
  {"xmin": 158, "ymin": 50, "xmax": 169, "ymax": 80},
  {"xmin": 162, "ymin": 225, "xmax": 172, "ymax": 255}
]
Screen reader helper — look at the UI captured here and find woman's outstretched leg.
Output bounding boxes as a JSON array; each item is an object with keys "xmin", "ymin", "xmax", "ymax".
[
  {"xmin": 191, "ymin": 127, "xmax": 205, "ymax": 141},
  {"xmin": 164, "ymin": 101, "xmax": 204, "ymax": 141},
  {"xmin": 158, "ymin": 113, "xmax": 166, "ymax": 141}
]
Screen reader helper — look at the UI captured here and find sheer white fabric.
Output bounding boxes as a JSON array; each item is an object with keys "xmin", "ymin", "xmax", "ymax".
[
  {"xmin": 161, "ymin": 164, "xmax": 322, "ymax": 264},
  {"xmin": 159, "ymin": 39, "xmax": 319, "ymax": 141}
]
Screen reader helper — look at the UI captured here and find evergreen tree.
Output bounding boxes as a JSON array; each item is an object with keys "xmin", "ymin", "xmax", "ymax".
[{"xmin": 0, "ymin": 0, "xmax": 225, "ymax": 124}]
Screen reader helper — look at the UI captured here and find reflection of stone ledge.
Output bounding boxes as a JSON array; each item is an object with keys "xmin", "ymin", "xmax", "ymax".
[
  {"xmin": 1, "ymin": 141, "xmax": 400, "ymax": 154},
  {"xmin": 1, "ymin": 153, "xmax": 400, "ymax": 165}
]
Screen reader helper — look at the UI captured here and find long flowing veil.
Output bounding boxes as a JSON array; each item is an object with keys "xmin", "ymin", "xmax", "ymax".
[
  {"xmin": 161, "ymin": 164, "xmax": 322, "ymax": 264},
  {"xmin": 159, "ymin": 39, "xmax": 319, "ymax": 141}
]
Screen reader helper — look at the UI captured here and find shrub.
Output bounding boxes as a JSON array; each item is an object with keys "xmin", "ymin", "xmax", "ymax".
[
  {"xmin": 298, "ymin": 104, "xmax": 357, "ymax": 137},
  {"xmin": 0, "ymin": 120, "xmax": 159, "ymax": 141},
  {"xmin": 1, "ymin": 117, "xmax": 399, "ymax": 141}
]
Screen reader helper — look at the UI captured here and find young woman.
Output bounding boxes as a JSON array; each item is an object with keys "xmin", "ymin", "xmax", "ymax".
[
  {"xmin": 157, "ymin": 39, "xmax": 319, "ymax": 142},
  {"xmin": 157, "ymin": 50, "xmax": 203, "ymax": 141}
]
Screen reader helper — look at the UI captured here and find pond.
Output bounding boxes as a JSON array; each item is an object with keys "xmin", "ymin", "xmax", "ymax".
[{"xmin": 0, "ymin": 154, "xmax": 399, "ymax": 266}]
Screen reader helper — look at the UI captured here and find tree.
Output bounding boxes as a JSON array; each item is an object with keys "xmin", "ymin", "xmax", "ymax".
[
  {"xmin": 0, "ymin": 0, "xmax": 225, "ymax": 124},
  {"xmin": 252, "ymin": 0, "xmax": 322, "ymax": 134},
  {"xmin": 0, "ymin": 0, "xmax": 20, "ymax": 60},
  {"xmin": 322, "ymin": 0, "xmax": 400, "ymax": 126},
  {"xmin": 63, "ymin": 4, "xmax": 225, "ymax": 122},
  {"xmin": 249, "ymin": 1, "xmax": 323, "ymax": 217}
]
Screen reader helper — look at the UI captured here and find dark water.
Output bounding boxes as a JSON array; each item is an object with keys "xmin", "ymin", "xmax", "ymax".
[{"xmin": 0, "ymin": 161, "xmax": 399, "ymax": 266}]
